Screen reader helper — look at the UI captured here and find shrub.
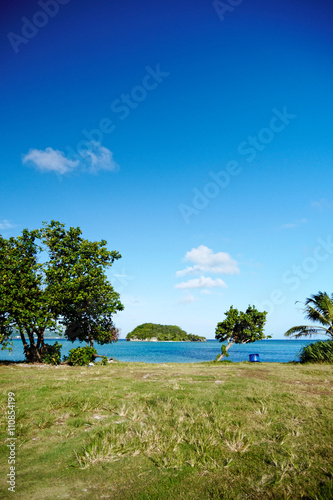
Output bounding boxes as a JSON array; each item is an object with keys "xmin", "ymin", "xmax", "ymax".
[
  {"xmin": 65, "ymin": 346, "xmax": 97, "ymax": 366},
  {"xmin": 299, "ymin": 339, "xmax": 333, "ymax": 363},
  {"xmin": 41, "ymin": 342, "xmax": 62, "ymax": 365},
  {"xmin": 95, "ymin": 356, "xmax": 108, "ymax": 366}
]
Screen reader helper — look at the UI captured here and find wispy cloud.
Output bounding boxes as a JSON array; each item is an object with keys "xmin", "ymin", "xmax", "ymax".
[
  {"xmin": 281, "ymin": 218, "xmax": 307, "ymax": 229},
  {"xmin": 22, "ymin": 142, "xmax": 118, "ymax": 175},
  {"xmin": 0, "ymin": 220, "xmax": 15, "ymax": 230},
  {"xmin": 175, "ymin": 276, "xmax": 227, "ymax": 290},
  {"xmin": 80, "ymin": 142, "xmax": 119, "ymax": 173},
  {"xmin": 311, "ymin": 199, "xmax": 333, "ymax": 212},
  {"xmin": 178, "ymin": 294, "xmax": 196, "ymax": 305},
  {"xmin": 176, "ymin": 245, "xmax": 239, "ymax": 277}
]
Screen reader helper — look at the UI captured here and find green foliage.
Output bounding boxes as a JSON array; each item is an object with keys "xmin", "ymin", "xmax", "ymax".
[
  {"xmin": 0, "ymin": 227, "xmax": 59, "ymax": 362},
  {"xmin": 0, "ymin": 318, "xmax": 13, "ymax": 352},
  {"xmin": 40, "ymin": 342, "xmax": 62, "ymax": 365},
  {"xmin": 0, "ymin": 221, "xmax": 123, "ymax": 362},
  {"xmin": 285, "ymin": 291, "xmax": 333, "ymax": 339},
  {"xmin": 126, "ymin": 323, "xmax": 206, "ymax": 341},
  {"xmin": 299, "ymin": 339, "xmax": 333, "ymax": 363},
  {"xmin": 215, "ymin": 305, "xmax": 268, "ymax": 360},
  {"xmin": 187, "ymin": 333, "xmax": 206, "ymax": 341},
  {"xmin": 41, "ymin": 221, "xmax": 123, "ymax": 347},
  {"xmin": 221, "ymin": 344, "xmax": 229, "ymax": 357},
  {"xmin": 65, "ymin": 346, "xmax": 97, "ymax": 366}
]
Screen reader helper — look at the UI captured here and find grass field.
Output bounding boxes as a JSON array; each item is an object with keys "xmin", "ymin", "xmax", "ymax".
[{"xmin": 0, "ymin": 361, "xmax": 332, "ymax": 499}]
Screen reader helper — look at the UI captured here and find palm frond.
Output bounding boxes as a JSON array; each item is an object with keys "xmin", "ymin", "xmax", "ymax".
[
  {"xmin": 305, "ymin": 292, "xmax": 333, "ymax": 324},
  {"xmin": 285, "ymin": 292, "xmax": 333, "ymax": 339},
  {"xmin": 284, "ymin": 325, "xmax": 331, "ymax": 338},
  {"xmin": 304, "ymin": 305, "xmax": 331, "ymax": 327}
]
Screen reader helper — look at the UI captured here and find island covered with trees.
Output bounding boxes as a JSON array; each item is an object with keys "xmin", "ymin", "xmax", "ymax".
[{"xmin": 126, "ymin": 323, "xmax": 206, "ymax": 342}]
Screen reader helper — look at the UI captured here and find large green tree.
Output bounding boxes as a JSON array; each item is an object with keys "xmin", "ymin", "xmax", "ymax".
[
  {"xmin": 284, "ymin": 291, "xmax": 333, "ymax": 339},
  {"xmin": 215, "ymin": 305, "xmax": 268, "ymax": 361},
  {"xmin": 0, "ymin": 221, "xmax": 123, "ymax": 362}
]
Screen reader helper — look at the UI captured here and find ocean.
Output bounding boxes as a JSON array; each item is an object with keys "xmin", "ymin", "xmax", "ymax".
[{"xmin": 0, "ymin": 338, "xmax": 318, "ymax": 363}]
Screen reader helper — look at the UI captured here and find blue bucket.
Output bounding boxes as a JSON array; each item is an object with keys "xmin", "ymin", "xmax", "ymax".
[{"xmin": 249, "ymin": 353, "xmax": 260, "ymax": 362}]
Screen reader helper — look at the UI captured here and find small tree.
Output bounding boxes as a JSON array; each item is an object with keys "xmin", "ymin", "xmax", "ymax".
[
  {"xmin": 215, "ymin": 305, "xmax": 268, "ymax": 361},
  {"xmin": 0, "ymin": 221, "xmax": 123, "ymax": 362}
]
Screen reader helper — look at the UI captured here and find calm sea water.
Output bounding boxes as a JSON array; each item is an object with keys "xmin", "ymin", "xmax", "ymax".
[{"xmin": 0, "ymin": 339, "xmax": 317, "ymax": 363}]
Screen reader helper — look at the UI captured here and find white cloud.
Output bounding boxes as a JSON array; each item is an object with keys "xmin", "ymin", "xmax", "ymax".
[
  {"xmin": 175, "ymin": 276, "xmax": 227, "ymax": 290},
  {"xmin": 23, "ymin": 147, "xmax": 79, "ymax": 174},
  {"xmin": 80, "ymin": 142, "xmax": 119, "ymax": 173},
  {"xmin": 178, "ymin": 294, "xmax": 196, "ymax": 305},
  {"xmin": 176, "ymin": 245, "xmax": 239, "ymax": 276},
  {"xmin": 281, "ymin": 218, "xmax": 307, "ymax": 229},
  {"xmin": 0, "ymin": 220, "xmax": 15, "ymax": 230},
  {"xmin": 22, "ymin": 142, "xmax": 118, "ymax": 175}
]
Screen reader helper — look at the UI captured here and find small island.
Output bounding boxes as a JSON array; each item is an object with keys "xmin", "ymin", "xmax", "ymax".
[{"xmin": 126, "ymin": 323, "xmax": 206, "ymax": 342}]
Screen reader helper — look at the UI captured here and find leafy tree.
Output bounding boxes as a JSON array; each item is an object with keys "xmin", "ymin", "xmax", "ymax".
[
  {"xmin": 215, "ymin": 305, "xmax": 268, "ymax": 361},
  {"xmin": 0, "ymin": 221, "xmax": 123, "ymax": 362},
  {"xmin": 285, "ymin": 292, "xmax": 333, "ymax": 339},
  {"xmin": 41, "ymin": 221, "xmax": 123, "ymax": 348},
  {"xmin": 0, "ymin": 227, "xmax": 57, "ymax": 362}
]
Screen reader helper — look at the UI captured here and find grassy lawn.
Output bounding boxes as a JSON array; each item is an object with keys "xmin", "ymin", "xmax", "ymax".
[{"xmin": 1, "ymin": 361, "xmax": 332, "ymax": 499}]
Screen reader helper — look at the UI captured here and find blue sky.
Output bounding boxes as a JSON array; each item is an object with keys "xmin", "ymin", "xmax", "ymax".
[{"xmin": 1, "ymin": 0, "xmax": 333, "ymax": 338}]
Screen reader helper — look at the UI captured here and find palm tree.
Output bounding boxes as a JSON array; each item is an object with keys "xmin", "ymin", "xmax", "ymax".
[{"xmin": 285, "ymin": 291, "xmax": 333, "ymax": 338}]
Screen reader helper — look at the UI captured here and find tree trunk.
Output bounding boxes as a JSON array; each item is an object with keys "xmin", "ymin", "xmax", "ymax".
[
  {"xmin": 19, "ymin": 328, "xmax": 28, "ymax": 352},
  {"xmin": 36, "ymin": 327, "xmax": 45, "ymax": 350},
  {"xmin": 216, "ymin": 341, "xmax": 234, "ymax": 362},
  {"xmin": 23, "ymin": 327, "xmax": 43, "ymax": 362},
  {"xmin": 88, "ymin": 324, "xmax": 94, "ymax": 348},
  {"xmin": 24, "ymin": 344, "xmax": 42, "ymax": 363}
]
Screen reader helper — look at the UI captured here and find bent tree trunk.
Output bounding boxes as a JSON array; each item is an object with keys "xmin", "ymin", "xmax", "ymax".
[{"xmin": 216, "ymin": 341, "xmax": 234, "ymax": 362}]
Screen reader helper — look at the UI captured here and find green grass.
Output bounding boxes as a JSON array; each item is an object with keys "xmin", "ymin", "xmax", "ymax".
[{"xmin": 0, "ymin": 361, "xmax": 333, "ymax": 499}]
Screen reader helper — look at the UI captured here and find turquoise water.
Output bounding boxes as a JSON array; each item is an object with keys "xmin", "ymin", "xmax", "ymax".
[{"xmin": 1, "ymin": 339, "xmax": 317, "ymax": 363}]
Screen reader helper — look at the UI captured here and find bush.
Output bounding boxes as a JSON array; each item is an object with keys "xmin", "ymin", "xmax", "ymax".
[
  {"xmin": 65, "ymin": 346, "xmax": 97, "ymax": 366},
  {"xmin": 41, "ymin": 342, "xmax": 62, "ymax": 365},
  {"xmin": 299, "ymin": 339, "xmax": 333, "ymax": 363},
  {"xmin": 95, "ymin": 356, "xmax": 108, "ymax": 366}
]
